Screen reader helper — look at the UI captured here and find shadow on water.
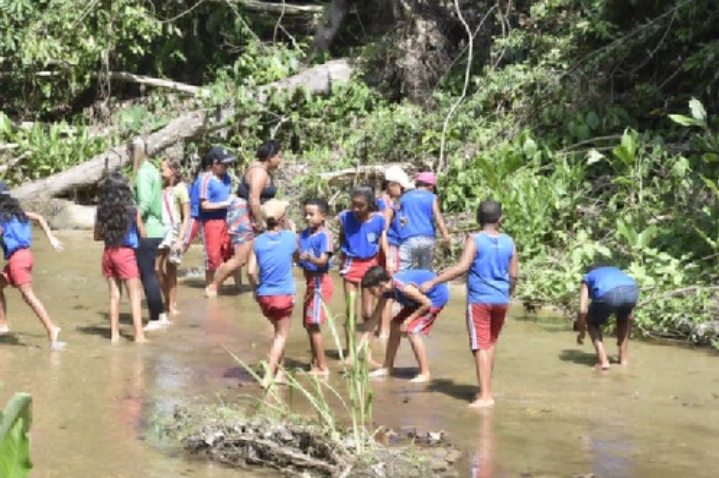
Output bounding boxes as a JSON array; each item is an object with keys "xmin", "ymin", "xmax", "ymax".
[
  {"xmin": 0, "ymin": 333, "xmax": 28, "ymax": 347},
  {"xmin": 429, "ymin": 378, "xmax": 477, "ymax": 402},
  {"xmin": 558, "ymin": 348, "xmax": 598, "ymax": 367}
]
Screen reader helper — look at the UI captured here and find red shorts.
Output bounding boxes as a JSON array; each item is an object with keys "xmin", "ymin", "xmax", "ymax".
[
  {"xmin": 339, "ymin": 256, "xmax": 378, "ymax": 284},
  {"xmin": 2, "ymin": 248, "xmax": 34, "ymax": 288},
  {"xmin": 303, "ymin": 274, "xmax": 334, "ymax": 326},
  {"xmin": 258, "ymin": 294, "xmax": 295, "ymax": 321},
  {"xmin": 393, "ymin": 305, "xmax": 444, "ymax": 335},
  {"xmin": 202, "ymin": 219, "xmax": 233, "ymax": 271},
  {"xmin": 467, "ymin": 303, "xmax": 508, "ymax": 350},
  {"xmin": 102, "ymin": 247, "xmax": 140, "ymax": 280},
  {"xmin": 183, "ymin": 217, "xmax": 201, "ymax": 246},
  {"xmin": 378, "ymin": 245, "xmax": 400, "ymax": 274}
]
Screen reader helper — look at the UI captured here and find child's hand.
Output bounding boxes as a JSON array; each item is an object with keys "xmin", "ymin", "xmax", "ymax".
[
  {"xmin": 299, "ymin": 251, "xmax": 312, "ymax": 262},
  {"xmin": 441, "ymin": 237, "xmax": 451, "ymax": 249},
  {"xmin": 576, "ymin": 331, "xmax": 585, "ymax": 345},
  {"xmin": 49, "ymin": 236, "xmax": 64, "ymax": 252},
  {"xmin": 419, "ymin": 281, "xmax": 433, "ymax": 294},
  {"xmin": 399, "ymin": 322, "xmax": 409, "ymax": 333}
]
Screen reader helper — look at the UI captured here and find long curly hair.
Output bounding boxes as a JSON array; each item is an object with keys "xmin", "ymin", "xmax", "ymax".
[
  {"xmin": 0, "ymin": 194, "xmax": 28, "ymax": 223},
  {"xmin": 96, "ymin": 172, "xmax": 136, "ymax": 246}
]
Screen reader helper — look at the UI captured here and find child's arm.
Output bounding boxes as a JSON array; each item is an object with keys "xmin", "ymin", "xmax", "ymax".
[
  {"xmin": 420, "ymin": 234, "xmax": 476, "ymax": 292},
  {"xmin": 432, "ymin": 198, "xmax": 451, "ymax": 248},
  {"xmin": 576, "ymin": 282, "xmax": 589, "ymax": 345},
  {"xmin": 247, "ymin": 250, "xmax": 259, "ymax": 299},
  {"xmin": 93, "ymin": 222, "xmax": 102, "ymax": 242},
  {"xmin": 397, "ymin": 285, "xmax": 432, "ymax": 332},
  {"xmin": 136, "ymin": 209, "xmax": 147, "ymax": 239},
  {"xmin": 26, "ymin": 211, "xmax": 63, "ymax": 252},
  {"xmin": 362, "ymin": 295, "xmax": 387, "ymax": 334},
  {"xmin": 509, "ymin": 245, "xmax": 519, "ymax": 297},
  {"xmin": 174, "ymin": 200, "xmax": 191, "ymax": 251},
  {"xmin": 337, "ymin": 217, "xmax": 346, "ymax": 264}
]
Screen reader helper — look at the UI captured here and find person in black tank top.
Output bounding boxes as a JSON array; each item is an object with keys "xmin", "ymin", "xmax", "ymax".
[{"xmin": 205, "ymin": 140, "xmax": 284, "ymax": 298}]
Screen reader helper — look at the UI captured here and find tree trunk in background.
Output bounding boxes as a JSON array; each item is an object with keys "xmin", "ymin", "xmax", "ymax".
[
  {"xmin": 11, "ymin": 60, "xmax": 354, "ymax": 201},
  {"xmin": 309, "ymin": 0, "xmax": 353, "ymax": 59}
]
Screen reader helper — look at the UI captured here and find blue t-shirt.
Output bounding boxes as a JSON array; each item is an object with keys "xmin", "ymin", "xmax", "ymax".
[
  {"xmin": 376, "ymin": 195, "xmax": 401, "ymax": 247},
  {"xmin": 199, "ymin": 173, "xmax": 232, "ymax": 220},
  {"xmin": 0, "ymin": 217, "xmax": 31, "ymax": 259},
  {"xmin": 254, "ymin": 230, "xmax": 298, "ymax": 296},
  {"xmin": 399, "ymin": 189, "xmax": 436, "ymax": 241},
  {"xmin": 467, "ymin": 232, "xmax": 515, "ymax": 305},
  {"xmin": 298, "ymin": 227, "xmax": 333, "ymax": 274},
  {"xmin": 391, "ymin": 269, "xmax": 449, "ymax": 309},
  {"xmin": 339, "ymin": 211, "xmax": 385, "ymax": 259},
  {"xmin": 584, "ymin": 267, "xmax": 636, "ymax": 300},
  {"xmin": 189, "ymin": 172, "xmax": 207, "ymax": 219}
]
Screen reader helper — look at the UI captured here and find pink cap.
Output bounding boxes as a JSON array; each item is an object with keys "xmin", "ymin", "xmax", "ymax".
[{"xmin": 416, "ymin": 171, "xmax": 437, "ymax": 186}]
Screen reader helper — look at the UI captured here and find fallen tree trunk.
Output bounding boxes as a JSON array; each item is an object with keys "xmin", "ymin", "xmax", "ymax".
[
  {"xmin": 318, "ymin": 163, "xmax": 413, "ymax": 185},
  {"xmin": 12, "ymin": 59, "xmax": 354, "ymax": 201}
]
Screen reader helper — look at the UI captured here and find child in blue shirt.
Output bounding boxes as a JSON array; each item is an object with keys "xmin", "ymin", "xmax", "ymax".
[
  {"xmin": 248, "ymin": 198, "xmax": 298, "ymax": 388},
  {"xmin": 338, "ymin": 185, "xmax": 387, "ymax": 363},
  {"xmin": 422, "ymin": 200, "xmax": 518, "ymax": 408},
  {"xmin": 0, "ymin": 183, "xmax": 64, "ymax": 348},
  {"xmin": 575, "ymin": 265, "xmax": 638, "ymax": 370},
  {"xmin": 362, "ymin": 266, "xmax": 449, "ymax": 383},
  {"xmin": 398, "ymin": 171, "xmax": 450, "ymax": 271},
  {"xmin": 298, "ymin": 198, "xmax": 334, "ymax": 376}
]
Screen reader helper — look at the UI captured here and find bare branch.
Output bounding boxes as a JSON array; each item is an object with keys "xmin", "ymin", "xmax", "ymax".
[{"xmin": 222, "ymin": 0, "xmax": 324, "ymax": 14}]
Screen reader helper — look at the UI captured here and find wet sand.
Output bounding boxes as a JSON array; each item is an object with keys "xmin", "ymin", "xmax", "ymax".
[{"xmin": 1, "ymin": 230, "xmax": 718, "ymax": 477}]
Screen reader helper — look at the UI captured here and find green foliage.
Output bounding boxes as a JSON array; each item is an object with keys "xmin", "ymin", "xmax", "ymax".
[{"xmin": 0, "ymin": 393, "xmax": 33, "ymax": 478}]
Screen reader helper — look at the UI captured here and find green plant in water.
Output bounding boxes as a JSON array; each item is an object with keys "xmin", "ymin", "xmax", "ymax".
[
  {"xmin": 221, "ymin": 291, "xmax": 375, "ymax": 456},
  {"xmin": 0, "ymin": 392, "xmax": 33, "ymax": 478}
]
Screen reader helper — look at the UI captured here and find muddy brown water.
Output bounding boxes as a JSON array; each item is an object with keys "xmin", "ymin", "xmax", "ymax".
[{"xmin": 1, "ymin": 231, "xmax": 718, "ymax": 478}]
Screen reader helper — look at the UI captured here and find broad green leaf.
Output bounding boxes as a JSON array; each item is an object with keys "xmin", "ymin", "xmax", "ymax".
[{"xmin": 0, "ymin": 393, "xmax": 33, "ymax": 478}]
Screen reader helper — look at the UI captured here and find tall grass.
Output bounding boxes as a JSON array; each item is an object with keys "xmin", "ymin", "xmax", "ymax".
[{"xmin": 223, "ymin": 290, "xmax": 376, "ymax": 454}]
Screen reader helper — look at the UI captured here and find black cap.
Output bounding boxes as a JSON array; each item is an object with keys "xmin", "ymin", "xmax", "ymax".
[
  {"xmin": 0, "ymin": 181, "xmax": 10, "ymax": 195},
  {"xmin": 205, "ymin": 146, "xmax": 236, "ymax": 165}
]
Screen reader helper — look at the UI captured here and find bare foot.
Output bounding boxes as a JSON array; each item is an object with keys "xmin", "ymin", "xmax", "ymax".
[
  {"xmin": 49, "ymin": 326, "xmax": 61, "ymax": 345},
  {"xmin": 409, "ymin": 373, "xmax": 430, "ymax": 383},
  {"xmin": 468, "ymin": 398, "xmax": 495, "ymax": 408},
  {"xmin": 169, "ymin": 306, "xmax": 180, "ymax": 315},
  {"xmin": 0, "ymin": 324, "xmax": 10, "ymax": 335},
  {"xmin": 204, "ymin": 286, "xmax": 218, "ymax": 298},
  {"xmin": 308, "ymin": 368, "xmax": 330, "ymax": 377},
  {"xmin": 110, "ymin": 335, "xmax": 121, "ymax": 344},
  {"xmin": 377, "ymin": 330, "xmax": 390, "ymax": 340},
  {"xmin": 274, "ymin": 371, "xmax": 287, "ymax": 384},
  {"xmin": 134, "ymin": 336, "xmax": 149, "ymax": 344},
  {"xmin": 367, "ymin": 359, "xmax": 384, "ymax": 369},
  {"xmin": 595, "ymin": 362, "xmax": 611, "ymax": 370},
  {"xmin": 369, "ymin": 367, "xmax": 390, "ymax": 379}
]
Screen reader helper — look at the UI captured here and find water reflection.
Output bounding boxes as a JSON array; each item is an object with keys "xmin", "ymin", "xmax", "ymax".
[{"xmin": 470, "ymin": 410, "xmax": 496, "ymax": 478}]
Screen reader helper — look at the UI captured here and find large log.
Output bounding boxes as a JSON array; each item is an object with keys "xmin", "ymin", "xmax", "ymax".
[{"xmin": 12, "ymin": 59, "xmax": 354, "ymax": 201}]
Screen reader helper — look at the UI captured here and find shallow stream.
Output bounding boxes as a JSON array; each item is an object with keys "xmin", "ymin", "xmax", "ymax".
[{"xmin": 1, "ymin": 231, "xmax": 718, "ymax": 477}]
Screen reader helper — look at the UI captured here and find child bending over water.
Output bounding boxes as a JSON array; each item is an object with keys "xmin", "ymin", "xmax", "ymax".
[
  {"xmin": 247, "ymin": 199, "xmax": 298, "ymax": 388},
  {"xmin": 94, "ymin": 172, "xmax": 148, "ymax": 344},
  {"xmin": 575, "ymin": 265, "xmax": 638, "ymax": 369},
  {"xmin": 0, "ymin": 182, "xmax": 64, "ymax": 348},
  {"xmin": 362, "ymin": 266, "xmax": 449, "ymax": 383}
]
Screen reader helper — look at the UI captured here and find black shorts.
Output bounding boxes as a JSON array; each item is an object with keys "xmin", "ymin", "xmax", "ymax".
[{"xmin": 588, "ymin": 285, "xmax": 639, "ymax": 325}]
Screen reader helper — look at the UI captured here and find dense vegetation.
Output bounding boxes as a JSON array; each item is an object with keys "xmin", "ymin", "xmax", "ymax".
[{"xmin": 1, "ymin": 0, "xmax": 719, "ymax": 346}]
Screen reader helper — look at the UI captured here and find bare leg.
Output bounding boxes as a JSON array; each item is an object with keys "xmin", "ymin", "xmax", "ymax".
[
  {"xmin": 616, "ymin": 315, "xmax": 633, "ymax": 365},
  {"xmin": 588, "ymin": 322, "xmax": 609, "ymax": 369},
  {"xmin": 0, "ymin": 276, "xmax": 9, "ymax": 332},
  {"xmin": 306, "ymin": 324, "xmax": 329, "ymax": 375},
  {"xmin": 407, "ymin": 333, "xmax": 430, "ymax": 382},
  {"xmin": 156, "ymin": 249, "xmax": 169, "ymax": 311},
  {"xmin": 206, "ymin": 242, "xmax": 251, "ymax": 298},
  {"xmin": 261, "ymin": 317, "xmax": 291, "ymax": 388},
  {"xmin": 370, "ymin": 320, "xmax": 401, "ymax": 378},
  {"xmin": 469, "ymin": 346, "xmax": 495, "ymax": 408},
  {"xmin": 18, "ymin": 283, "xmax": 60, "ymax": 346},
  {"xmin": 107, "ymin": 278, "xmax": 121, "ymax": 343},
  {"xmin": 125, "ymin": 278, "xmax": 147, "ymax": 343},
  {"xmin": 360, "ymin": 287, "xmax": 382, "ymax": 367},
  {"xmin": 232, "ymin": 267, "xmax": 243, "ymax": 290},
  {"xmin": 166, "ymin": 261, "xmax": 179, "ymax": 315},
  {"xmin": 379, "ymin": 297, "xmax": 393, "ymax": 339}
]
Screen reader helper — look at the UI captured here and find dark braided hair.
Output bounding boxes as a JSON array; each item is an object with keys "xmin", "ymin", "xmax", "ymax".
[{"xmin": 96, "ymin": 172, "xmax": 136, "ymax": 247}]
